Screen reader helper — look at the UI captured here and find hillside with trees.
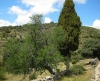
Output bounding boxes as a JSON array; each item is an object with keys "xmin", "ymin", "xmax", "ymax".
[
  {"xmin": 0, "ymin": 24, "xmax": 100, "ymax": 80},
  {"xmin": 0, "ymin": 0, "xmax": 100, "ymax": 81}
]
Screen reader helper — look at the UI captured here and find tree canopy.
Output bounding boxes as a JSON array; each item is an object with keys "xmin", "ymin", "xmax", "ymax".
[
  {"xmin": 3, "ymin": 14, "xmax": 64, "ymax": 76},
  {"xmin": 58, "ymin": 0, "xmax": 81, "ymax": 70},
  {"xmin": 58, "ymin": 0, "xmax": 81, "ymax": 51}
]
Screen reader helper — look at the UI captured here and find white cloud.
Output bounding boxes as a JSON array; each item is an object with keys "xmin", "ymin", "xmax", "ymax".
[
  {"xmin": 73, "ymin": 0, "xmax": 86, "ymax": 4},
  {"xmin": 8, "ymin": 6, "xmax": 31, "ymax": 25},
  {"xmin": 4, "ymin": 0, "xmax": 87, "ymax": 26},
  {"xmin": 14, "ymin": 14, "xmax": 31, "ymax": 25},
  {"xmin": 7, "ymin": 0, "xmax": 64, "ymax": 25},
  {"xmin": 8, "ymin": 6, "xmax": 27, "ymax": 15},
  {"xmin": 21, "ymin": 0, "xmax": 61, "ymax": 15},
  {"xmin": 44, "ymin": 17, "xmax": 52, "ymax": 23},
  {"xmin": 92, "ymin": 19, "xmax": 100, "ymax": 29},
  {"xmin": 0, "ymin": 19, "xmax": 16, "ymax": 27},
  {"xmin": 22, "ymin": 0, "xmax": 62, "ymax": 7},
  {"xmin": 29, "ymin": 5, "xmax": 58, "ymax": 15}
]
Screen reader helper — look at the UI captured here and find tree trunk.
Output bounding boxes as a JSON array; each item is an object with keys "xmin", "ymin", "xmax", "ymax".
[{"xmin": 66, "ymin": 51, "xmax": 71, "ymax": 70}]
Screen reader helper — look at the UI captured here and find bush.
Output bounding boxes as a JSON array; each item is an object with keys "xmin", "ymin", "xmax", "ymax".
[
  {"xmin": 29, "ymin": 74, "xmax": 37, "ymax": 80},
  {"xmin": 0, "ymin": 70, "xmax": 6, "ymax": 80},
  {"xmin": 70, "ymin": 65, "xmax": 85, "ymax": 75},
  {"xmin": 0, "ymin": 61, "xmax": 6, "ymax": 80},
  {"xmin": 71, "ymin": 52, "xmax": 83, "ymax": 64},
  {"xmin": 80, "ymin": 39, "xmax": 100, "ymax": 58},
  {"xmin": 71, "ymin": 59, "xmax": 77, "ymax": 64}
]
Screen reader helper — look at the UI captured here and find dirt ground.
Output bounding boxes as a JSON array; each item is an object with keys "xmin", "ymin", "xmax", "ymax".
[{"xmin": 91, "ymin": 61, "xmax": 100, "ymax": 81}]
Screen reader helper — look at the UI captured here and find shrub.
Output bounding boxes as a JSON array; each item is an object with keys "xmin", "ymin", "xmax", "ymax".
[
  {"xmin": 71, "ymin": 59, "xmax": 77, "ymax": 64},
  {"xmin": 80, "ymin": 39, "xmax": 100, "ymax": 58},
  {"xmin": 29, "ymin": 74, "xmax": 37, "ymax": 80},
  {"xmin": 56, "ymin": 69, "xmax": 60, "ymax": 73},
  {"xmin": 71, "ymin": 52, "xmax": 83, "ymax": 64},
  {"xmin": 0, "ymin": 70, "xmax": 6, "ymax": 80},
  {"xmin": 70, "ymin": 65, "xmax": 85, "ymax": 75},
  {"xmin": 0, "ymin": 61, "xmax": 6, "ymax": 80}
]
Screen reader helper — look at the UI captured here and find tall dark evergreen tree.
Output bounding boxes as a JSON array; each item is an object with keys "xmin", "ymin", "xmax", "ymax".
[{"xmin": 58, "ymin": 0, "xmax": 82, "ymax": 70}]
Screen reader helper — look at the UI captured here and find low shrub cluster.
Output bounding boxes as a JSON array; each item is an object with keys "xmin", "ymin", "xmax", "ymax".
[
  {"xmin": 70, "ymin": 65, "xmax": 85, "ymax": 75},
  {"xmin": 29, "ymin": 74, "xmax": 37, "ymax": 80},
  {"xmin": 71, "ymin": 52, "xmax": 83, "ymax": 64},
  {"xmin": 0, "ymin": 61, "xmax": 6, "ymax": 80}
]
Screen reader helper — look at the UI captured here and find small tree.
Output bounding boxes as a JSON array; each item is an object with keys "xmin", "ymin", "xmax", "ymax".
[
  {"xmin": 3, "ymin": 14, "xmax": 64, "ymax": 76},
  {"xmin": 58, "ymin": 0, "xmax": 81, "ymax": 70}
]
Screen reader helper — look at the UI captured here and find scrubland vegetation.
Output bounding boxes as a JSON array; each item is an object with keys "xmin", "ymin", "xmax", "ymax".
[
  {"xmin": 0, "ymin": 24, "xmax": 100, "ymax": 81},
  {"xmin": 0, "ymin": 0, "xmax": 100, "ymax": 81}
]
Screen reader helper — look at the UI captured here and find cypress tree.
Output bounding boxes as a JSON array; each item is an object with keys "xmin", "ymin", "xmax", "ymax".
[{"xmin": 58, "ymin": 0, "xmax": 82, "ymax": 70}]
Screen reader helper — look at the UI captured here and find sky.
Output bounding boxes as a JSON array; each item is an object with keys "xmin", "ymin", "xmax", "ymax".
[{"xmin": 0, "ymin": 0, "xmax": 100, "ymax": 29}]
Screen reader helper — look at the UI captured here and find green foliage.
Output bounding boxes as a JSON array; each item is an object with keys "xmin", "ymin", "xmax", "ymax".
[
  {"xmin": 3, "ymin": 14, "xmax": 44, "ymax": 74},
  {"xmin": 71, "ymin": 52, "xmax": 83, "ymax": 64},
  {"xmin": 79, "ymin": 26, "xmax": 100, "ymax": 49},
  {"xmin": 58, "ymin": 0, "xmax": 81, "ymax": 70},
  {"xmin": 0, "ymin": 61, "xmax": 6, "ymax": 80},
  {"xmin": 53, "ymin": 26, "xmax": 66, "ymax": 48},
  {"xmin": 1, "ymin": 32, "xmax": 8, "ymax": 39},
  {"xmin": 29, "ymin": 74, "xmax": 37, "ymax": 80},
  {"xmin": 29, "ymin": 14, "xmax": 43, "ymax": 25},
  {"xmin": 80, "ymin": 39, "xmax": 100, "ymax": 58},
  {"xmin": 71, "ymin": 60, "xmax": 77, "ymax": 64},
  {"xmin": 3, "ymin": 14, "xmax": 64, "ymax": 75},
  {"xmin": 58, "ymin": 0, "xmax": 81, "ymax": 51},
  {"xmin": 71, "ymin": 65, "xmax": 85, "ymax": 75},
  {"xmin": 0, "ymin": 68, "xmax": 6, "ymax": 80},
  {"xmin": 3, "ymin": 39, "xmax": 25, "ymax": 74}
]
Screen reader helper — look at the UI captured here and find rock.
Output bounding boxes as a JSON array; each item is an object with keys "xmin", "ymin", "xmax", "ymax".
[
  {"xmin": 31, "ymin": 70, "xmax": 70, "ymax": 81},
  {"xmin": 46, "ymin": 76, "xmax": 53, "ymax": 80},
  {"xmin": 31, "ymin": 76, "xmax": 54, "ymax": 81},
  {"xmin": 53, "ymin": 70, "xmax": 68, "ymax": 80},
  {"xmin": 89, "ymin": 57, "xmax": 99, "ymax": 66},
  {"xmin": 31, "ymin": 80, "xmax": 37, "ymax": 81}
]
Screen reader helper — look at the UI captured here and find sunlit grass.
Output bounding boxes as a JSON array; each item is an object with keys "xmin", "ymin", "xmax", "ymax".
[
  {"xmin": 59, "ymin": 59, "xmax": 94, "ymax": 81},
  {"xmin": 59, "ymin": 70, "xmax": 93, "ymax": 81},
  {"xmin": 4, "ymin": 59, "xmax": 94, "ymax": 81},
  {"xmin": 5, "ymin": 74, "xmax": 29, "ymax": 81}
]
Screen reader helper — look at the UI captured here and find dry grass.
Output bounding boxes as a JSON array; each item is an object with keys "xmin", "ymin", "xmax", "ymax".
[
  {"xmin": 5, "ymin": 74, "xmax": 30, "ymax": 81},
  {"xmin": 4, "ymin": 59, "xmax": 95, "ymax": 81},
  {"xmin": 4, "ymin": 63, "xmax": 65, "ymax": 81},
  {"xmin": 59, "ymin": 59, "xmax": 95, "ymax": 81},
  {"xmin": 59, "ymin": 70, "xmax": 93, "ymax": 81}
]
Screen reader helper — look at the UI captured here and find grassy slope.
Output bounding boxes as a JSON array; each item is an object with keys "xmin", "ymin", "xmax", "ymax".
[
  {"xmin": 0, "ymin": 25, "xmax": 100, "ymax": 51},
  {"xmin": 78, "ymin": 26, "xmax": 100, "ymax": 50},
  {"xmin": 0, "ymin": 25, "xmax": 100, "ymax": 81},
  {"xmin": 59, "ymin": 59, "xmax": 95, "ymax": 81},
  {"xmin": 59, "ymin": 70, "xmax": 93, "ymax": 81}
]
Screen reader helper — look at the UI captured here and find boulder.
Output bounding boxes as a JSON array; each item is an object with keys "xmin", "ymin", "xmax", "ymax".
[{"xmin": 89, "ymin": 57, "xmax": 99, "ymax": 66}]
